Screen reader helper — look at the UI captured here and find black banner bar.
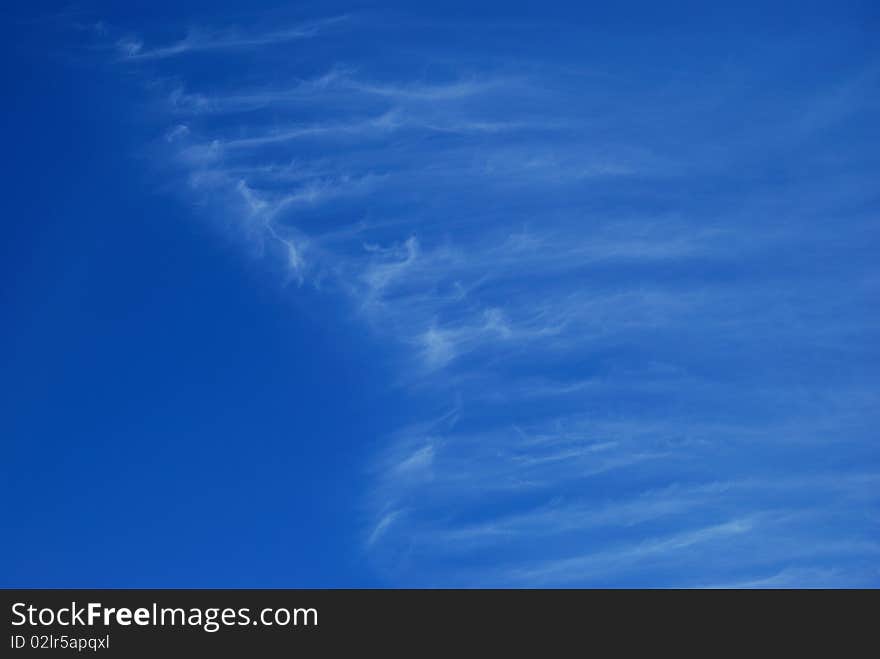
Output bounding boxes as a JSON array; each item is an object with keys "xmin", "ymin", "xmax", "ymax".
[{"xmin": 2, "ymin": 589, "xmax": 875, "ymax": 655}]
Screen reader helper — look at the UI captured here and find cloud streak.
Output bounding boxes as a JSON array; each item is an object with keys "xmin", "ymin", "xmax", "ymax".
[
  {"xmin": 119, "ymin": 16, "xmax": 349, "ymax": 60},
  {"xmin": 100, "ymin": 13, "xmax": 880, "ymax": 586}
]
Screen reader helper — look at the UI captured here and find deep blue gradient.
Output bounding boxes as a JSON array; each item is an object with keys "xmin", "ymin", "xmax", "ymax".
[{"xmin": 2, "ymin": 1, "xmax": 878, "ymax": 587}]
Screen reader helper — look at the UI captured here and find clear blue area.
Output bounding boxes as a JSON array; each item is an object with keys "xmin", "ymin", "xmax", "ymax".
[{"xmin": 1, "ymin": 1, "xmax": 878, "ymax": 587}]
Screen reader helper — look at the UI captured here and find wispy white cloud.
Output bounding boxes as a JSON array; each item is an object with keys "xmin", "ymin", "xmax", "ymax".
[
  {"xmin": 713, "ymin": 566, "xmax": 880, "ymax": 589},
  {"xmin": 165, "ymin": 71, "xmax": 515, "ymax": 115},
  {"xmin": 119, "ymin": 16, "xmax": 349, "ymax": 60},
  {"xmin": 504, "ymin": 518, "xmax": 757, "ymax": 586},
  {"xmin": 366, "ymin": 509, "xmax": 404, "ymax": 547},
  {"xmin": 100, "ymin": 15, "xmax": 880, "ymax": 586}
]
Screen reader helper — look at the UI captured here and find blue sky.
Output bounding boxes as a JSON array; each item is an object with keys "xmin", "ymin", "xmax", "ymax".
[{"xmin": 2, "ymin": 1, "xmax": 878, "ymax": 587}]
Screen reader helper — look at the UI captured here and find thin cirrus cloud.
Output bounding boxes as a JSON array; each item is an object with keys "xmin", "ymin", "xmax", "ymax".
[
  {"xmin": 116, "ymin": 15, "xmax": 350, "ymax": 59},
  {"xmin": 165, "ymin": 70, "xmax": 517, "ymax": 114},
  {"xmin": 97, "ymin": 13, "xmax": 880, "ymax": 586}
]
